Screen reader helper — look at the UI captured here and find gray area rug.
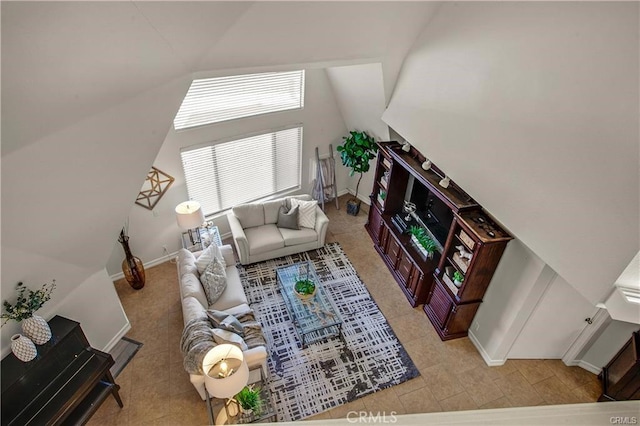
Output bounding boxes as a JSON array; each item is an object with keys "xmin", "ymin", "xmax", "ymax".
[
  {"xmin": 238, "ymin": 242, "xmax": 419, "ymax": 422},
  {"xmin": 109, "ymin": 336, "xmax": 142, "ymax": 378}
]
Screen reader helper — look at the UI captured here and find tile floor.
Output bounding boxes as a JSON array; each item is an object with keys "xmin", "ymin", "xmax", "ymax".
[{"xmin": 90, "ymin": 195, "xmax": 601, "ymax": 425}]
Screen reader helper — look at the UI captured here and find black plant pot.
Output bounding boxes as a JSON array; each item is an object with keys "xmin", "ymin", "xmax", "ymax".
[{"xmin": 346, "ymin": 199, "xmax": 361, "ymax": 216}]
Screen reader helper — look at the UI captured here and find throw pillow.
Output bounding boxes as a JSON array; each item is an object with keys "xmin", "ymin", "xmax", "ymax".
[
  {"xmin": 200, "ymin": 257, "xmax": 227, "ymax": 305},
  {"xmin": 207, "ymin": 310, "xmax": 245, "ymax": 336},
  {"xmin": 290, "ymin": 198, "xmax": 317, "ymax": 229},
  {"xmin": 276, "ymin": 205, "xmax": 299, "ymax": 230},
  {"xmin": 196, "ymin": 243, "xmax": 225, "ymax": 274},
  {"xmin": 211, "ymin": 329, "xmax": 248, "ymax": 351}
]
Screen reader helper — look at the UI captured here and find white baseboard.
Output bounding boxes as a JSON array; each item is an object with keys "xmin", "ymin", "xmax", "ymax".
[
  {"xmin": 102, "ymin": 320, "xmax": 132, "ymax": 352},
  {"xmin": 575, "ymin": 360, "xmax": 602, "ymax": 375},
  {"xmin": 109, "ymin": 251, "xmax": 179, "ymax": 281},
  {"xmin": 343, "ymin": 188, "xmax": 371, "ymax": 205},
  {"xmin": 468, "ymin": 330, "xmax": 507, "ymax": 367}
]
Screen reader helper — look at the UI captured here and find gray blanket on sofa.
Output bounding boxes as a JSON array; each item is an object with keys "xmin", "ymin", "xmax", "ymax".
[{"xmin": 180, "ymin": 308, "xmax": 266, "ymax": 375}]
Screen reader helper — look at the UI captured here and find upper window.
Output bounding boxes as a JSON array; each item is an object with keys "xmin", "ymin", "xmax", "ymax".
[
  {"xmin": 174, "ymin": 70, "xmax": 305, "ymax": 130},
  {"xmin": 181, "ymin": 126, "xmax": 302, "ymax": 215}
]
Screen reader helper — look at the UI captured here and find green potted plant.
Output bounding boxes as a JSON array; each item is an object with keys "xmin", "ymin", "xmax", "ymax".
[
  {"xmin": 453, "ymin": 271, "xmax": 465, "ymax": 287},
  {"xmin": 236, "ymin": 385, "xmax": 262, "ymax": 415},
  {"xmin": 294, "ymin": 278, "xmax": 316, "ymax": 300},
  {"xmin": 336, "ymin": 131, "xmax": 378, "ymax": 216},
  {"xmin": 409, "ymin": 226, "xmax": 437, "ymax": 258}
]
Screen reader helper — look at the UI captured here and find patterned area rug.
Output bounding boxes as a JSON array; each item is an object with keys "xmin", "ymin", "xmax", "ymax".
[{"xmin": 238, "ymin": 242, "xmax": 419, "ymax": 422}]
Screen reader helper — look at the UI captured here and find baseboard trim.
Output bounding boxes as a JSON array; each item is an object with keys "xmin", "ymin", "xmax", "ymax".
[
  {"xmin": 109, "ymin": 251, "xmax": 178, "ymax": 281},
  {"xmin": 102, "ymin": 320, "xmax": 132, "ymax": 353},
  {"xmin": 468, "ymin": 330, "xmax": 507, "ymax": 367},
  {"xmin": 344, "ymin": 188, "xmax": 371, "ymax": 205},
  {"xmin": 576, "ymin": 360, "xmax": 602, "ymax": 375}
]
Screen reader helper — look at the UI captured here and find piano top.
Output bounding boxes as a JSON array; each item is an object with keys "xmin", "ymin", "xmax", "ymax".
[{"xmin": 1, "ymin": 316, "xmax": 114, "ymax": 426}]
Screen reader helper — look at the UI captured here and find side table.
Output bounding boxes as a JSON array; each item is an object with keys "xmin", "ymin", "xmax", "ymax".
[
  {"xmin": 206, "ymin": 367, "xmax": 277, "ymax": 425},
  {"xmin": 182, "ymin": 226, "xmax": 222, "ymax": 252}
]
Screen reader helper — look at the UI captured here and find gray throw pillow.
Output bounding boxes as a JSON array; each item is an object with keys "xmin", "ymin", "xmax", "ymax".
[
  {"xmin": 277, "ymin": 205, "xmax": 299, "ymax": 230},
  {"xmin": 207, "ymin": 309, "xmax": 244, "ymax": 336},
  {"xmin": 200, "ymin": 257, "xmax": 227, "ymax": 305}
]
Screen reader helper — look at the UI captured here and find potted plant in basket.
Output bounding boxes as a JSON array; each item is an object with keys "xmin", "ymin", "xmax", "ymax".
[
  {"xmin": 336, "ymin": 131, "xmax": 378, "ymax": 216},
  {"xmin": 294, "ymin": 278, "xmax": 316, "ymax": 300},
  {"xmin": 236, "ymin": 385, "xmax": 262, "ymax": 415}
]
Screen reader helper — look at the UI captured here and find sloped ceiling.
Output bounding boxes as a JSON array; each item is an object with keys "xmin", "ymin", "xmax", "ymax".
[{"xmin": 1, "ymin": 2, "xmax": 436, "ymax": 276}]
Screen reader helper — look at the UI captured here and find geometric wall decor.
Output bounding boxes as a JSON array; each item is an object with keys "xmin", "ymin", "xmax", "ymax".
[{"xmin": 135, "ymin": 167, "xmax": 175, "ymax": 210}]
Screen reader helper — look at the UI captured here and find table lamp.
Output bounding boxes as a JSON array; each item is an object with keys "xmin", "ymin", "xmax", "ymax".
[
  {"xmin": 175, "ymin": 201, "xmax": 205, "ymax": 245},
  {"xmin": 203, "ymin": 344, "xmax": 249, "ymax": 417}
]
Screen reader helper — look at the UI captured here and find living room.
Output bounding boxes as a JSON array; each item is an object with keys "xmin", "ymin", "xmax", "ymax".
[{"xmin": 2, "ymin": 1, "xmax": 638, "ymax": 424}]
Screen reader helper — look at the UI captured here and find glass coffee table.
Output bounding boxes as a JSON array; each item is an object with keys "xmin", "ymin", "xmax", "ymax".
[{"xmin": 276, "ymin": 261, "xmax": 343, "ymax": 348}]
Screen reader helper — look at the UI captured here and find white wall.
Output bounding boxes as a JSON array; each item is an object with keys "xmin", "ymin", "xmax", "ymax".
[
  {"xmin": 469, "ymin": 238, "xmax": 550, "ymax": 363},
  {"xmin": 105, "ymin": 67, "xmax": 349, "ymax": 275},
  {"xmin": 580, "ymin": 320, "xmax": 639, "ymax": 370},
  {"xmin": 508, "ymin": 274, "xmax": 595, "ymax": 359},
  {"xmin": 0, "ymin": 247, "xmax": 129, "ymax": 356},
  {"xmin": 382, "ymin": 1, "xmax": 639, "ymax": 305},
  {"xmin": 326, "ymin": 63, "xmax": 390, "ymax": 202}
]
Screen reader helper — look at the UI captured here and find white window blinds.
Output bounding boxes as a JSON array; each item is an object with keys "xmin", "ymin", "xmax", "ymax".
[
  {"xmin": 174, "ymin": 70, "xmax": 305, "ymax": 130},
  {"xmin": 181, "ymin": 126, "xmax": 302, "ymax": 215}
]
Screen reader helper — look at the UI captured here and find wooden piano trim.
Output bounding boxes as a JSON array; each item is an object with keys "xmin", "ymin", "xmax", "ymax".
[{"xmin": 1, "ymin": 316, "xmax": 123, "ymax": 425}]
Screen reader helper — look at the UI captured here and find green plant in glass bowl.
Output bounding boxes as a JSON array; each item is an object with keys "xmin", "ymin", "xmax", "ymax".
[{"xmin": 294, "ymin": 279, "xmax": 316, "ymax": 300}]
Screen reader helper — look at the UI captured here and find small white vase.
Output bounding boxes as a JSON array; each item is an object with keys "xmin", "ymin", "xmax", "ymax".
[
  {"xmin": 11, "ymin": 334, "xmax": 37, "ymax": 362},
  {"xmin": 22, "ymin": 315, "xmax": 52, "ymax": 345}
]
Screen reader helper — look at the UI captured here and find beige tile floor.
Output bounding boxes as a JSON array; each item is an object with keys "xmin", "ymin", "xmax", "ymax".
[{"xmin": 90, "ymin": 195, "xmax": 601, "ymax": 425}]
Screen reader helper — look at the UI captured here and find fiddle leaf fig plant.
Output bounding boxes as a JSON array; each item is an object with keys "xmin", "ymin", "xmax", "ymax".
[{"xmin": 336, "ymin": 131, "xmax": 377, "ymax": 200}]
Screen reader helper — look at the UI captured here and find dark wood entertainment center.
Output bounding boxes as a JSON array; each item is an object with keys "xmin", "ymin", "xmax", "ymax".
[{"xmin": 365, "ymin": 141, "xmax": 513, "ymax": 340}]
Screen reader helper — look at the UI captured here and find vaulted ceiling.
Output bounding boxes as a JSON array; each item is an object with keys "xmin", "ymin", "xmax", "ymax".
[{"xmin": 1, "ymin": 2, "xmax": 439, "ymax": 279}]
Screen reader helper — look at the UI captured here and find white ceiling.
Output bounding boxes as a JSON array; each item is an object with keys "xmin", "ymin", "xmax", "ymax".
[{"xmin": 1, "ymin": 2, "xmax": 437, "ymax": 275}]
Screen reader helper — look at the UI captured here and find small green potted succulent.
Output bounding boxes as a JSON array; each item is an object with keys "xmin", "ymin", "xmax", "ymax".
[
  {"xmin": 294, "ymin": 279, "xmax": 316, "ymax": 300},
  {"xmin": 336, "ymin": 130, "xmax": 378, "ymax": 216},
  {"xmin": 236, "ymin": 385, "xmax": 262, "ymax": 415},
  {"xmin": 453, "ymin": 271, "xmax": 465, "ymax": 287}
]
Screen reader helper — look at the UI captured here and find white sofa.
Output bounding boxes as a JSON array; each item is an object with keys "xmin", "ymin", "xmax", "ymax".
[
  {"xmin": 177, "ymin": 245, "xmax": 268, "ymax": 400},
  {"xmin": 228, "ymin": 194, "xmax": 329, "ymax": 265}
]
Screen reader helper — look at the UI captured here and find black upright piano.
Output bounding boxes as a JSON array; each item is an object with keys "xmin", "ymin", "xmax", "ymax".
[{"xmin": 1, "ymin": 316, "xmax": 123, "ymax": 425}]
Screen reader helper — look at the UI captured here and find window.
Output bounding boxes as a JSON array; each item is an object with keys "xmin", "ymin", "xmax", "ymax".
[
  {"xmin": 181, "ymin": 126, "xmax": 302, "ymax": 215},
  {"xmin": 174, "ymin": 70, "xmax": 305, "ymax": 130}
]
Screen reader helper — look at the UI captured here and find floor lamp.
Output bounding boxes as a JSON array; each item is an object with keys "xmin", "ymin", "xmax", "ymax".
[
  {"xmin": 175, "ymin": 201, "xmax": 205, "ymax": 245},
  {"xmin": 203, "ymin": 344, "xmax": 249, "ymax": 422}
]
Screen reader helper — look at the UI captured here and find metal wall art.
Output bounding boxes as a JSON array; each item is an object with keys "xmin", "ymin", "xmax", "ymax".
[{"xmin": 135, "ymin": 167, "xmax": 174, "ymax": 210}]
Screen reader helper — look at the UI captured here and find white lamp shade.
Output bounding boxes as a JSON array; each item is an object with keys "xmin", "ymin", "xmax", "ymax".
[
  {"xmin": 421, "ymin": 159, "xmax": 432, "ymax": 170},
  {"xmin": 175, "ymin": 201, "xmax": 205, "ymax": 230},
  {"xmin": 203, "ymin": 344, "xmax": 249, "ymax": 399},
  {"xmin": 401, "ymin": 142, "xmax": 411, "ymax": 152},
  {"xmin": 439, "ymin": 176, "xmax": 450, "ymax": 189}
]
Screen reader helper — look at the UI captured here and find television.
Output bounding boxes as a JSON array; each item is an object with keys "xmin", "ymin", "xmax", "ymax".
[{"xmin": 405, "ymin": 176, "xmax": 453, "ymax": 247}]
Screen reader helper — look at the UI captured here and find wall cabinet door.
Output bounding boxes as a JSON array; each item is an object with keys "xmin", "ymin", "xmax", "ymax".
[
  {"xmin": 428, "ymin": 281, "xmax": 454, "ymax": 329},
  {"xmin": 397, "ymin": 251, "xmax": 413, "ymax": 285}
]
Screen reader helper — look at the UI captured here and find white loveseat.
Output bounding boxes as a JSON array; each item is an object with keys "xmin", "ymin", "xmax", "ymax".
[
  {"xmin": 228, "ymin": 194, "xmax": 329, "ymax": 265},
  {"xmin": 177, "ymin": 245, "xmax": 268, "ymax": 400}
]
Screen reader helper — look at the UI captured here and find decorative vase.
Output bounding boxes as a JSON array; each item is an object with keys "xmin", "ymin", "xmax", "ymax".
[
  {"xmin": 118, "ymin": 230, "xmax": 145, "ymax": 290},
  {"xmin": 11, "ymin": 334, "xmax": 37, "ymax": 362},
  {"xmin": 22, "ymin": 315, "xmax": 52, "ymax": 345}
]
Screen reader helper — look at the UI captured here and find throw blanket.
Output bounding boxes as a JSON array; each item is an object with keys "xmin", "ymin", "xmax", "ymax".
[{"xmin": 180, "ymin": 308, "xmax": 266, "ymax": 375}]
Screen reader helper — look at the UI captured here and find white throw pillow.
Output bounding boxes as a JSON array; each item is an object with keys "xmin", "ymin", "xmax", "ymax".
[
  {"xmin": 196, "ymin": 243, "xmax": 225, "ymax": 274},
  {"xmin": 211, "ymin": 328, "xmax": 248, "ymax": 350},
  {"xmin": 290, "ymin": 198, "xmax": 317, "ymax": 229}
]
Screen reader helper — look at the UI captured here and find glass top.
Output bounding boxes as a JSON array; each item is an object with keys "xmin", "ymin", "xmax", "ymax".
[{"xmin": 276, "ymin": 261, "xmax": 342, "ymax": 335}]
